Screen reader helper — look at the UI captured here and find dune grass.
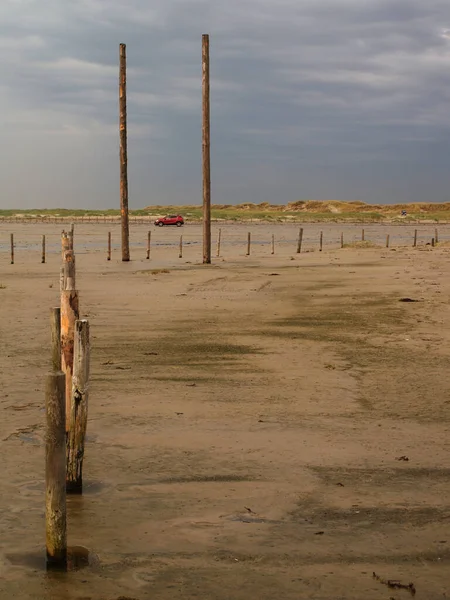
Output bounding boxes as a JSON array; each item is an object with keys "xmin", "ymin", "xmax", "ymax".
[{"xmin": 1, "ymin": 201, "xmax": 450, "ymax": 222}]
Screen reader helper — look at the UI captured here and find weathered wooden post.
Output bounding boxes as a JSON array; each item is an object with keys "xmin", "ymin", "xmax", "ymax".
[
  {"xmin": 179, "ymin": 235, "xmax": 183, "ymax": 259},
  {"xmin": 340, "ymin": 232, "xmax": 344, "ymax": 248},
  {"xmin": 62, "ymin": 253, "xmax": 76, "ymax": 291},
  {"xmin": 432, "ymin": 237, "xmax": 435, "ymax": 247},
  {"xmin": 216, "ymin": 228, "xmax": 221, "ymax": 257},
  {"xmin": 271, "ymin": 234, "xmax": 275, "ymax": 255},
  {"xmin": 10, "ymin": 233, "xmax": 14, "ymax": 264},
  {"xmin": 61, "ymin": 231, "xmax": 73, "ymax": 260},
  {"xmin": 202, "ymin": 34, "xmax": 211, "ymax": 264},
  {"xmin": 319, "ymin": 231, "xmax": 323, "ymax": 252},
  {"xmin": 386, "ymin": 234, "xmax": 390, "ymax": 248},
  {"xmin": 51, "ymin": 308, "xmax": 61, "ymax": 371},
  {"xmin": 107, "ymin": 232, "xmax": 111, "ymax": 261},
  {"xmin": 413, "ymin": 229, "xmax": 418, "ymax": 247},
  {"xmin": 146, "ymin": 231, "xmax": 151, "ymax": 260},
  {"xmin": 119, "ymin": 43, "xmax": 130, "ymax": 262},
  {"xmin": 46, "ymin": 371, "xmax": 67, "ymax": 570},
  {"xmin": 42, "ymin": 235, "xmax": 46, "ymax": 264},
  {"xmin": 362, "ymin": 228, "xmax": 365, "ymax": 242},
  {"xmin": 61, "ymin": 289, "xmax": 79, "ymax": 431},
  {"xmin": 66, "ymin": 320, "xmax": 90, "ymax": 494},
  {"xmin": 247, "ymin": 232, "xmax": 251, "ymax": 256},
  {"xmin": 60, "ymin": 236, "xmax": 79, "ymax": 430},
  {"xmin": 435, "ymin": 228, "xmax": 439, "ymax": 244}
]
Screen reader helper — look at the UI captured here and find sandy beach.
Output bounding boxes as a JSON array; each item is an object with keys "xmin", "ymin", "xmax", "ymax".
[{"xmin": 0, "ymin": 222, "xmax": 449, "ymax": 599}]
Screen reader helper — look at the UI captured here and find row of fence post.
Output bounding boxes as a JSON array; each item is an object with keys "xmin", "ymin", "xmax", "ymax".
[
  {"xmin": 1, "ymin": 215, "xmax": 446, "ymax": 227},
  {"xmin": 45, "ymin": 227, "xmax": 90, "ymax": 570},
  {"xmin": 4, "ymin": 227, "xmax": 444, "ymax": 263}
]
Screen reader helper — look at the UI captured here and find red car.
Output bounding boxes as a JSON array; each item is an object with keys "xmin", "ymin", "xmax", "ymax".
[{"xmin": 154, "ymin": 215, "xmax": 184, "ymax": 227}]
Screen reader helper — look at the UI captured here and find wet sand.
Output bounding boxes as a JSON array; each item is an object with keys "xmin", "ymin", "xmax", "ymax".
[{"xmin": 1, "ymin": 223, "xmax": 450, "ymax": 599}]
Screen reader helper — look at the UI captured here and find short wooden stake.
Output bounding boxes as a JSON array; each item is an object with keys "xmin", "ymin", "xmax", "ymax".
[
  {"xmin": 42, "ymin": 235, "xmax": 46, "ymax": 264},
  {"xmin": 61, "ymin": 232, "xmax": 67, "ymax": 260},
  {"xmin": 432, "ymin": 237, "xmax": 435, "ymax": 247},
  {"xmin": 362, "ymin": 228, "xmax": 365, "ymax": 242},
  {"xmin": 146, "ymin": 231, "xmax": 151, "ymax": 260},
  {"xmin": 59, "ymin": 267, "xmax": 65, "ymax": 294},
  {"xmin": 340, "ymin": 232, "xmax": 344, "ymax": 248},
  {"xmin": 216, "ymin": 228, "xmax": 221, "ymax": 257},
  {"xmin": 66, "ymin": 320, "xmax": 90, "ymax": 494},
  {"xmin": 247, "ymin": 232, "xmax": 251, "ymax": 256},
  {"xmin": 413, "ymin": 229, "xmax": 417, "ymax": 247},
  {"xmin": 435, "ymin": 228, "xmax": 439, "ymax": 244},
  {"xmin": 10, "ymin": 233, "xmax": 14, "ymax": 264},
  {"xmin": 46, "ymin": 371, "xmax": 67, "ymax": 570},
  {"xmin": 386, "ymin": 234, "xmax": 390, "ymax": 248},
  {"xmin": 271, "ymin": 234, "xmax": 275, "ymax": 255},
  {"xmin": 179, "ymin": 235, "xmax": 183, "ymax": 259},
  {"xmin": 107, "ymin": 232, "xmax": 111, "ymax": 261},
  {"xmin": 51, "ymin": 308, "xmax": 61, "ymax": 371},
  {"xmin": 319, "ymin": 231, "xmax": 323, "ymax": 252},
  {"xmin": 296, "ymin": 228, "xmax": 303, "ymax": 254}
]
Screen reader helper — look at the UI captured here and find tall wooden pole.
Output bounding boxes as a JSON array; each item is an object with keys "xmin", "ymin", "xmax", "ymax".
[
  {"xmin": 42, "ymin": 235, "xmax": 46, "ymax": 264},
  {"xmin": 10, "ymin": 233, "xmax": 14, "ymax": 264},
  {"xmin": 119, "ymin": 43, "xmax": 130, "ymax": 262},
  {"xmin": 202, "ymin": 34, "xmax": 211, "ymax": 264},
  {"xmin": 45, "ymin": 371, "xmax": 67, "ymax": 570},
  {"xmin": 107, "ymin": 231, "xmax": 111, "ymax": 261}
]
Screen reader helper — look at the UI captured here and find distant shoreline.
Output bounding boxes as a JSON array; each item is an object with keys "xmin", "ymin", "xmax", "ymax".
[
  {"xmin": 1, "ymin": 216, "xmax": 448, "ymax": 225},
  {"xmin": 1, "ymin": 201, "xmax": 450, "ymax": 223}
]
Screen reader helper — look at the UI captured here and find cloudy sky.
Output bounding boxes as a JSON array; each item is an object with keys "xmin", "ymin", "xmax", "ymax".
[{"xmin": 1, "ymin": 0, "xmax": 450, "ymax": 209}]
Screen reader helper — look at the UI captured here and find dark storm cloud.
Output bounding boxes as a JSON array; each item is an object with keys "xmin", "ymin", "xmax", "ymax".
[{"xmin": 1, "ymin": 0, "xmax": 449, "ymax": 207}]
